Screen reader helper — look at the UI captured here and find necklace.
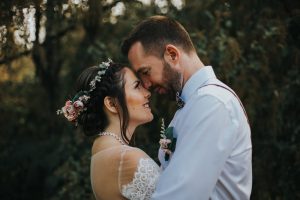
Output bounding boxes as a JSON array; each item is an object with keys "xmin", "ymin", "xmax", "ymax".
[{"xmin": 98, "ymin": 131, "xmax": 126, "ymax": 145}]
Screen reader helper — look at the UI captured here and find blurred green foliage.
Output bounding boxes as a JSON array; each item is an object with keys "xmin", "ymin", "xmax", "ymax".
[{"xmin": 0, "ymin": 0, "xmax": 299, "ymax": 199}]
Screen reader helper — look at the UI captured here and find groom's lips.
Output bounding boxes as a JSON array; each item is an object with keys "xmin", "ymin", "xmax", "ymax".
[{"xmin": 154, "ymin": 87, "xmax": 167, "ymax": 94}]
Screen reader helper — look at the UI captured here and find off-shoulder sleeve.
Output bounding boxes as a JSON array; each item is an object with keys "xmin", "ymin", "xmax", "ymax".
[{"xmin": 118, "ymin": 147, "xmax": 161, "ymax": 200}]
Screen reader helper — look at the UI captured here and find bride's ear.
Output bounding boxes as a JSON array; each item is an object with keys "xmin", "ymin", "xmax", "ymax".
[{"xmin": 104, "ymin": 96, "xmax": 118, "ymax": 114}]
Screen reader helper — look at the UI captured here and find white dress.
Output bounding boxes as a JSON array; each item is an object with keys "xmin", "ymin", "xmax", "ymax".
[{"xmin": 91, "ymin": 145, "xmax": 160, "ymax": 200}]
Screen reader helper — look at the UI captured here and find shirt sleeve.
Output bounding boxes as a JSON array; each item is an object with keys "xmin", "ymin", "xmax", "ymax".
[{"xmin": 151, "ymin": 94, "xmax": 238, "ymax": 200}]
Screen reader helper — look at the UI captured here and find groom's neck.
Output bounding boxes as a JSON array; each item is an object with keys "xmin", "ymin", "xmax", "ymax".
[{"xmin": 181, "ymin": 52, "xmax": 204, "ymax": 86}]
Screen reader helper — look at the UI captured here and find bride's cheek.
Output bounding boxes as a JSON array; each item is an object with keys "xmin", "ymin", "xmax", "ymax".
[{"xmin": 127, "ymin": 93, "xmax": 143, "ymax": 107}]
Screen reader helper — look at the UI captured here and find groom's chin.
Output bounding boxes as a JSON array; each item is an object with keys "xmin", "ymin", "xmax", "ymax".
[{"xmin": 160, "ymin": 91, "xmax": 176, "ymax": 101}]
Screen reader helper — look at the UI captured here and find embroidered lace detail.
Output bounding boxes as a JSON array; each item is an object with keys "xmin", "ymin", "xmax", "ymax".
[{"xmin": 121, "ymin": 158, "xmax": 160, "ymax": 200}]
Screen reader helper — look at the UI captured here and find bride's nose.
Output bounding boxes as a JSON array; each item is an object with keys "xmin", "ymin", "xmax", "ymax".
[{"xmin": 143, "ymin": 88, "xmax": 151, "ymax": 99}]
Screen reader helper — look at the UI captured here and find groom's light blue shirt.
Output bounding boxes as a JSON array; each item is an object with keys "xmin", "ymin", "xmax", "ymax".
[{"xmin": 153, "ymin": 66, "xmax": 252, "ymax": 200}]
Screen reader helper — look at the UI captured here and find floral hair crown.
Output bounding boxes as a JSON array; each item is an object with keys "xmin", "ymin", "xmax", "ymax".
[{"xmin": 57, "ymin": 58, "xmax": 113, "ymax": 123}]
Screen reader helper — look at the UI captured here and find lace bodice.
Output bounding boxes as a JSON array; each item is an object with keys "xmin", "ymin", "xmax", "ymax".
[
  {"xmin": 121, "ymin": 158, "xmax": 160, "ymax": 200},
  {"xmin": 90, "ymin": 146, "xmax": 160, "ymax": 200}
]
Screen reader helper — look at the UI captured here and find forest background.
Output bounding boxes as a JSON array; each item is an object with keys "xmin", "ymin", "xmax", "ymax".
[{"xmin": 0, "ymin": 0, "xmax": 299, "ymax": 199}]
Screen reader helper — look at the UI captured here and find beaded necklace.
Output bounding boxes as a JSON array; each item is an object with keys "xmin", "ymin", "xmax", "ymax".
[{"xmin": 98, "ymin": 131, "xmax": 126, "ymax": 145}]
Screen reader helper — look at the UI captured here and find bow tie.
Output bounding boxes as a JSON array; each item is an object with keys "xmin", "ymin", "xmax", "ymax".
[{"xmin": 176, "ymin": 92, "xmax": 185, "ymax": 109}]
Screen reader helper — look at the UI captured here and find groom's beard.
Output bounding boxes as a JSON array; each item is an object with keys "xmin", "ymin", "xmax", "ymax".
[{"xmin": 162, "ymin": 60, "xmax": 182, "ymax": 101}]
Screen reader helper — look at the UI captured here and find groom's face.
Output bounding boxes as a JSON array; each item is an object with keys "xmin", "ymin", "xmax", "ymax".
[{"xmin": 128, "ymin": 42, "xmax": 180, "ymax": 99}]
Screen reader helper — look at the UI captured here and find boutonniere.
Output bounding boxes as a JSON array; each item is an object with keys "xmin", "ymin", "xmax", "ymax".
[{"xmin": 159, "ymin": 118, "xmax": 177, "ymax": 161}]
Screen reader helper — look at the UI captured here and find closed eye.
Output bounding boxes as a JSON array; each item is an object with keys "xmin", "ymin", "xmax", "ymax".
[
  {"xmin": 138, "ymin": 67, "xmax": 150, "ymax": 76},
  {"xmin": 142, "ymin": 69, "xmax": 149, "ymax": 75},
  {"xmin": 134, "ymin": 80, "xmax": 142, "ymax": 89}
]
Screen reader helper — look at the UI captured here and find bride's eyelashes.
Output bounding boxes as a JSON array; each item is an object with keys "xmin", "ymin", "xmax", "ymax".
[{"xmin": 134, "ymin": 80, "xmax": 142, "ymax": 89}]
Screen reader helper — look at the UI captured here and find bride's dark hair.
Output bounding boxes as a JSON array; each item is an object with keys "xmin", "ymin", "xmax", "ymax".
[{"xmin": 74, "ymin": 62, "xmax": 130, "ymax": 143}]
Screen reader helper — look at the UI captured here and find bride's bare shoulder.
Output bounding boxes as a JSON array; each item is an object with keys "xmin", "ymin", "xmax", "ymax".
[
  {"xmin": 91, "ymin": 136, "xmax": 125, "ymax": 157},
  {"xmin": 121, "ymin": 146, "xmax": 151, "ymax": 165}
]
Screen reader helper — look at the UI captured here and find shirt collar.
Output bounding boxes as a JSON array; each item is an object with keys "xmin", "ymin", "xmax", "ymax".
[{"xmin": 181, "ymin": 66, "xmax": 216, "ymax": 102}]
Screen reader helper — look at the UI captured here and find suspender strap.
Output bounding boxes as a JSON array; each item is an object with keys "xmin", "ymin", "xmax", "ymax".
[{"xmin": 200, "ymin": 84, "xmax": 250, "ymax": 124}]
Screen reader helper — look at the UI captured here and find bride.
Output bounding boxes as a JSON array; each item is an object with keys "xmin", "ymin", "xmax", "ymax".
[{"xmin": 57, "ymin": 59, "xmax": 161, "ymax": 199}]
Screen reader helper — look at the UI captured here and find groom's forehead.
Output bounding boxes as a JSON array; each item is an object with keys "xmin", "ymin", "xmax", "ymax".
[{"xmin": 128, "ymin": 42, "xmax": 145, "ymax": 57}]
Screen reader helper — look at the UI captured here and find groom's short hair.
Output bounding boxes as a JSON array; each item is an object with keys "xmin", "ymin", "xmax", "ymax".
[{"xmin": 121, "ymin": 15, "xmax": 195, "ymax": 57}]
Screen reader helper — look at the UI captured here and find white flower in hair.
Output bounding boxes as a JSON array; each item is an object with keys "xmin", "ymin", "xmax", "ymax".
[{"xmin": 89, "ymin": 58, "xmax": 113, "ymax": 92}]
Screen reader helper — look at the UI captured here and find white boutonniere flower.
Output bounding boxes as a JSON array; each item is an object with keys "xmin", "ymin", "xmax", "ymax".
[{"xmin": 159, "ymin": 118, "xmax": 177, "ymax": 161}]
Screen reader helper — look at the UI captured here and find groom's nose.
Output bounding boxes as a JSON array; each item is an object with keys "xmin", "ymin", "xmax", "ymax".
[{"xmin": 142, "ymin": 79, "xmax": 152, "ymax": 90}]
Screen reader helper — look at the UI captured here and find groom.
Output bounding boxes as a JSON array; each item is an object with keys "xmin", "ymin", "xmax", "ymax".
[{"xmin": 121, "ymin": 16, "xmax": 252, "ymax": 200}]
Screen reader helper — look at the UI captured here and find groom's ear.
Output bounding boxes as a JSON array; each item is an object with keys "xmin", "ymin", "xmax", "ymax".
[{"xmin": 164, "ymin": 44, "xmax": 180, "ymax": 66}]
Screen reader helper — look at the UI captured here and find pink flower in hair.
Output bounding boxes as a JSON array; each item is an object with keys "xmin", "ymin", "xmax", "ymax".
[
  {"xmin": 62, "ymin": 101, "xmax": 78, "ymax": 122},
  {"xmin": 57, "ymin": 97, "xmax": 88, "ymax": 122},
  {"xmin": 65, "ymin": 100, "xmax": 72, "ymax": 106},
  {"xmin": 73, "ymin": 100, "xmax": 84, "ymax": 109}
]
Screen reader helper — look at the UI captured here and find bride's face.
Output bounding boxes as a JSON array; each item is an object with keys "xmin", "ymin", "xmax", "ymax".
[{"xmin": 123, "ymin": 67, "xmax": 153, "ymax": 125}]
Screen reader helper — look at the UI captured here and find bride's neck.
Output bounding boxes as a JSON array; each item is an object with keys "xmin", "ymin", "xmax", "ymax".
[{"xmin": 104, "ymin": 122, "xmax": 136, "ymax": 143}]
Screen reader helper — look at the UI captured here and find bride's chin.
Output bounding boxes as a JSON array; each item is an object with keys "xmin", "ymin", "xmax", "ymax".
[
  {"xmin": 146, "ymin": 113, "xmax": 154, "ymax": 122},
  {"xmin": 141, "ymin": 114, "xmax": 154, "ymax": 124}
]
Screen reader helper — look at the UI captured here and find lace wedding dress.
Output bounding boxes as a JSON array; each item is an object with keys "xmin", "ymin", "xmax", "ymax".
[{"xmin": 91, "ymin": 145, "xmax": 160, "ymax": 200}]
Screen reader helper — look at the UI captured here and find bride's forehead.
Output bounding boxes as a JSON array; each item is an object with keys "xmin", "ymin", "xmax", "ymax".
[{"xmin": 123, "ymin": 67, "xmax": 137, "ymax": 79}]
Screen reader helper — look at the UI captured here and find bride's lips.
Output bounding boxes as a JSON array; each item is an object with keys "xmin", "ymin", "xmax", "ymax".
[{"xmin": 143, "ymin": 102, "xmax": 151, "ymax": 109}]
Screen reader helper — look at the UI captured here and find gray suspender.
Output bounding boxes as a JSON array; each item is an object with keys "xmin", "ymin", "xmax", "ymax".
[{"xmin": 200, "ymin": 84, "xmax": 250, "ymax": 124}]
